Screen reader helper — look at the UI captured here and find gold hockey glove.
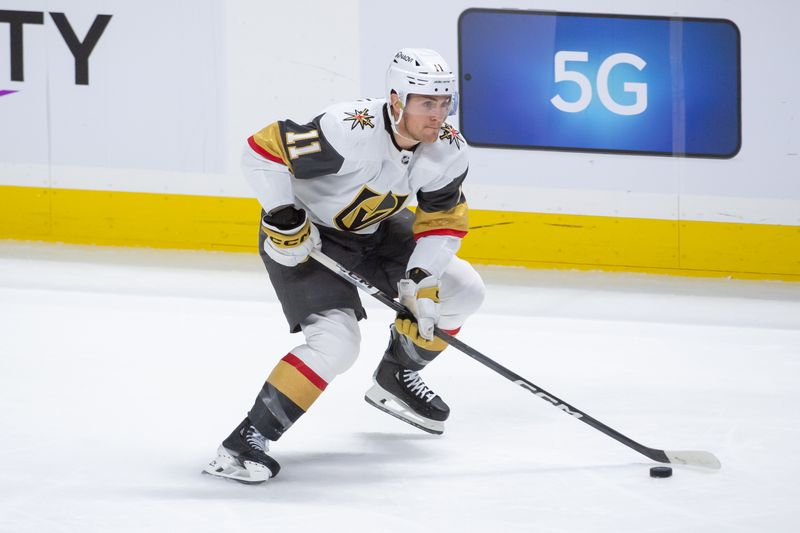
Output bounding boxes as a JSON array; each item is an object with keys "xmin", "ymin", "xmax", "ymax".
[
  {"xmin": 396, "ymin": 267, "xmax": 444, "ymax": 347},
  {"xmin": 261, "ymin": 206, "xmax": 321, "ymax": 267}
]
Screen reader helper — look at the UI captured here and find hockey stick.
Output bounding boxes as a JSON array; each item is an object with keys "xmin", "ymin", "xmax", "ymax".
[{"xmin": 310, "ymin": 249, "xmax": 721, "ymax": 470}]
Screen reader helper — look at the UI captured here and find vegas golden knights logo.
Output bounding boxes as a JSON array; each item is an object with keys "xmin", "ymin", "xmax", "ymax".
[{"xmin": 334, "ymin": 185, "xmax": 409, "ymax": 232}]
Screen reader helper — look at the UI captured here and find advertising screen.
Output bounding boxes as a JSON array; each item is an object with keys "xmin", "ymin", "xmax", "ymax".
[{"xmin": 458, "ymin": 9, "xmax": 741, "ymax": 158}]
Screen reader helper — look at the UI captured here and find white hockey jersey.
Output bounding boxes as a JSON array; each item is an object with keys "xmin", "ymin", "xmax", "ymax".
[{"xmin": 243, "ymin": 98, "xmax": 469, "ymax": 242}]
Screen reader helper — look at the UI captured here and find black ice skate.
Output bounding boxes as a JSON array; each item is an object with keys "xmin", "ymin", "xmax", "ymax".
[
  {"xmin": 202, "ymin": 418, "xmax": 280, "ymax": 484},
  {"xmin": 365, "ymin": 360, "xmax": 450, "ymax": 435}
]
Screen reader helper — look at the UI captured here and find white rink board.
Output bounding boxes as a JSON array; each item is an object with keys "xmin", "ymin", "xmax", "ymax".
[
  {"xmin": 0, "ymin": 0, "xmax": 227, "ymax": 181},
  {"xmin": 0, "ymin": 0, "xmax": 360, "ymax": 198},
  {"xmin": 1, "ymin": 241, "xmax": 799, "ymax": 532},
  {"xmin": 1, "ymin": 0, "xmax": 798, "ymax": 224}
]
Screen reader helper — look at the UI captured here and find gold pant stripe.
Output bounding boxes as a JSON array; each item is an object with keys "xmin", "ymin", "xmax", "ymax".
[{"xmin": 267, "ymin": 360, "xmax": 324, "ymax": 412}]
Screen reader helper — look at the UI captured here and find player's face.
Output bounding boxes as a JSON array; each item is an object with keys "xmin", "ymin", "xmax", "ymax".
[{"xmin": 398, "ymin": 94, "xmax": 451, "ymax": 143}]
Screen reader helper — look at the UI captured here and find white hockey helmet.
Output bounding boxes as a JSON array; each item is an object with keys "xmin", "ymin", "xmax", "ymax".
[{"xmin": 386, "ymin": 48, "xmax": 458, "ymax": 120}]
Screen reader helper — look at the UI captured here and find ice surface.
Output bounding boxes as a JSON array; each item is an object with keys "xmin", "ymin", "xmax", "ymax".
[{"xmin": 1, "ymin": 241, "xmax": 799, "ymax": 532}]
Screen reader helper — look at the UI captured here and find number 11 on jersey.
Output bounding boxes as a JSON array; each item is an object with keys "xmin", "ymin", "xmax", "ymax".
[{"xmin": 286, "ymin": 130, "xmax": 322, "ymax": 159}]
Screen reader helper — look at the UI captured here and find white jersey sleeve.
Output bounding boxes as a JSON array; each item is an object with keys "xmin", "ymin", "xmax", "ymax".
[
  {"xmin": 241, "ymin": 147, "xmax": 294, "ymax": 213},
  {"xmin": 412, "ymin": 123, "xmax": 469, "ymax": 240},
  {"xmin": 407, "ymin": 123, "xmax": 470, "ymax": 278},
  {"xmin": 243, "ymin": 111, "xmax": 349, "ymax": 213}
]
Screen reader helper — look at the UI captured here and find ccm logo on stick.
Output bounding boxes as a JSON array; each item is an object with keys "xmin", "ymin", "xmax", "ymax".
[
  {"xmin": 0, "ymin": 10, "xmax": 112, "ymax": 85},
  {"xmin": 514, "ymin": 380, "xmax": 584, "ymax": 419}
]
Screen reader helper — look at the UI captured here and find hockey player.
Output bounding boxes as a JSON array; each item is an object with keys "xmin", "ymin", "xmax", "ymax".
[{"xmin": 204, "ymin": 48, "xmax": 485, "ymax": 484}]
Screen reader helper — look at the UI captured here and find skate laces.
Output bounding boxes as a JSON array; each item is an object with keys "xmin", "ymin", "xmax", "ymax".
[
  {"xmin": 402, "ymin": 370, "xmax": 437, "ymax": 402},
  {"xmin": 244, "ymin": 425, "xmax": 268, "ymax": 452}
]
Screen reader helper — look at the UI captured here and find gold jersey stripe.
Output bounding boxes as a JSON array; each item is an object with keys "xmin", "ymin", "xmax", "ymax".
[
  {"xmin": 412, "ymin": 201, "xmax": 469, "ymax": 237},
  {"xmin": 267, "ymin": 359, "xmax": 324, "ymax": 412},
  {"xmin": 251, "ymin": 122, "xmax": 293, "ymax": 171}
]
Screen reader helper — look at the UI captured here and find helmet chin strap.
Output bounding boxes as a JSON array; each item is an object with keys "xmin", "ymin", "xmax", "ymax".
[
  {"xmin": 390, "ymin": 99, "xmax": 421, "ymax": 146},
  {"xmin": 391, "ymin": 120, "xmax": 420, "ymax": 145}
]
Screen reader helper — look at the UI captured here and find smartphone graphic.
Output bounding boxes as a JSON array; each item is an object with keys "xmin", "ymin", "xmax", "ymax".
[{"xmin": 458, "ymin": 9, "xmax": 741, "ymax": 158}]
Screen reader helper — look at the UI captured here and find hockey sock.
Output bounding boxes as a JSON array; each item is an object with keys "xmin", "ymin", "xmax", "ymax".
[{"xmin": 247, "ymin": 353, "xmax": 329, "ymax": 440}]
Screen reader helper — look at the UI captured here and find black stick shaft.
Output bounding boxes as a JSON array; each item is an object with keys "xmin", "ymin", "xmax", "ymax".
[{"xmin": 310, "ymin": 250, "xmax": 669, "ymax": 464}]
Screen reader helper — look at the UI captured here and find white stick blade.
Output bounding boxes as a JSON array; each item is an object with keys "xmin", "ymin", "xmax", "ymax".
[{"xmin": 665, "ymin": 450, "xmax": 721, "ymax": 469}]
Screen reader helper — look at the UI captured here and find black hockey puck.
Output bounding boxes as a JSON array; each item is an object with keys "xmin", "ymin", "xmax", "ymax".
[{"xmin": 650, "ymin": 466, "xmax": 673, "ymax": 478}]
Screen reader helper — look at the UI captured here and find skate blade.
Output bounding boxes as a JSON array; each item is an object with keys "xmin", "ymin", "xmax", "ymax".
[
  {"xmin": 201, "ymin": 446, "xmax": 272, "ymax": 485},
  {"xmin": 365, "ymin": 385, "xmax": 444, "ymax": 435},
  {"xmin": 201, "ymin": 469, "xmax": 267, "ymax": 485}
]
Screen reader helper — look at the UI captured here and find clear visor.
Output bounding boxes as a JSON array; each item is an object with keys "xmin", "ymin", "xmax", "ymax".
[{"xmin": 402, "ymin": 92, "xmax": 458, "ymax": 118}]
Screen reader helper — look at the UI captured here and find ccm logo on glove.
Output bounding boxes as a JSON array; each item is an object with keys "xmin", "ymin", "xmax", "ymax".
[
  {"xmin": 263, "ymin": 222, "xmax": 312, "ymax": 248},
  {"xmin": 261, "ymin": 206, "xmax": 322, "ymax": 267}
]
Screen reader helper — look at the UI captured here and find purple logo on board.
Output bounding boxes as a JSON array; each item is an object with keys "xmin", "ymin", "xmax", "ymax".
[{"xmin": 0, "ymin": 90, "xmax": 18, "ymax": 97}]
